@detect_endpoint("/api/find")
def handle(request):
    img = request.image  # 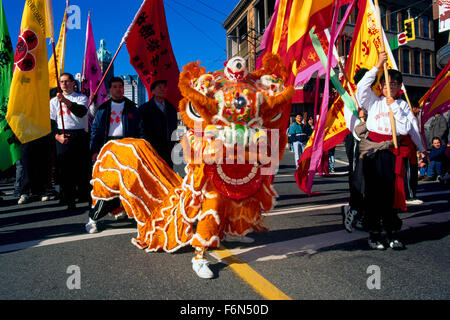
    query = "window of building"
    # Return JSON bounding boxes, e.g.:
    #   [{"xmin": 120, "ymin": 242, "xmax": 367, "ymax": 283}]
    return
[
  {"xmin": 424, "ymin": 52, "xmax": 431, "ymax": 76},
  {"xmin": 254, "ymin": 0, "xmax": 265, "ymax": 34},
  {"xmin": 402, "ymin": 49, "xmax": 410, "ymax": 74},
  {"xmin": 390, "ymin": 9, "xmax": 398, "ymax": 32},
  {"xmin": 267, "ymin": 0, "xmax": 276, "ymax": 24},
  {"xmin": 238, "ymin": 17, "xmax": 248, "ymax": 58},
  {"xmin": 393, "ymin": 49, "xmax": 399, "ymax": 68},
  {"xmin": 422, "ymin": 15, "xmax": 430, "ymax": 38},
  {"xmin": 380, "ymin": 6, "xmax": 387, "ymax": 29},
  {"xmin": 413, "ymin": 51, "xmax": 421, "ymax": 75}
]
